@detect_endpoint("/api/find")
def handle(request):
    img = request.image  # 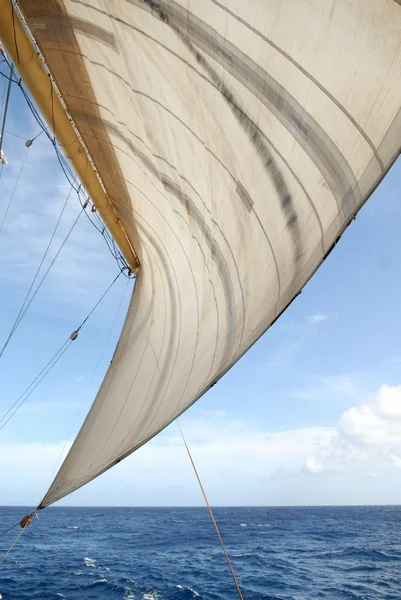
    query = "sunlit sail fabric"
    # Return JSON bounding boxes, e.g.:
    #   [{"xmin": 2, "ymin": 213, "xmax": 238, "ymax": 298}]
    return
[{"xmin": 17, "ymin": 0, "xmax": 401, "ymax": 507}]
